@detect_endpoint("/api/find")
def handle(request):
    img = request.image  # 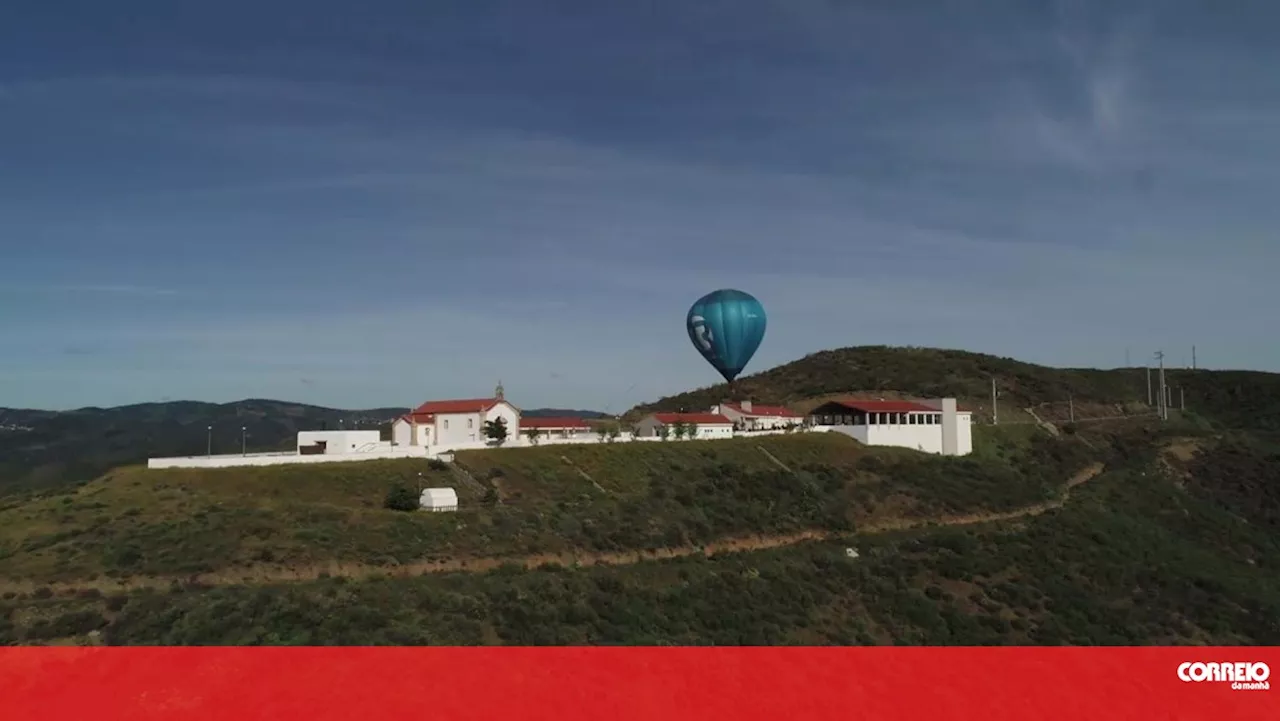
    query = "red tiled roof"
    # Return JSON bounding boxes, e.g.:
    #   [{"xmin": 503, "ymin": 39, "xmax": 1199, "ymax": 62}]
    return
[
  {"xmin": 398, "ymin": 412, "xmax": 436, "ymax": 424},
  {"xmin": 652, "ymin": 412, "xmax": 733, "ymax": 425},
  {"xmin": 412, "ymin": 397, "xmax": 503, "ymax": 414},
  {"xmin": 819, "ymin": 399, "xmax": 973, "ymax": 413},
  {"xmin": 722, "ymin": 402, "xmax": 801, "ymax": 418},
  {"xmin": 519, "ymin": 417, "xmax": 591, "ymax": 430},
  {"xmin": 821, "ymin": 400, "xmax": 937, "ymax": 413}
]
